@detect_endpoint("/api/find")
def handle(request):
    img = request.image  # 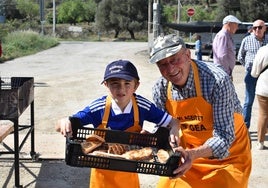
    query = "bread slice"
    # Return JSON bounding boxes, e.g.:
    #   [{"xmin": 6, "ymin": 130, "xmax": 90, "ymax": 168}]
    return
[
  {"xmin": 156, "ymin": 149, "xmax": 170, "ymax": 163},
  {"xmin": 123, "ymin": 147, "xmax": 153, "ymax": 161},
  {"xmin": 81, "ymin": 134, "xmax": 105, "ymax": 154},
  {"xmin": 91, "ymin": 150, "xmax": 126, "ymax": 159},
  {"xmin": 85, "ymin": 134, "xmax": 105, "ymax": 143},
  {"xmin": 108, "ymin": 143, "xmax": 129, "ymax": 155}
]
